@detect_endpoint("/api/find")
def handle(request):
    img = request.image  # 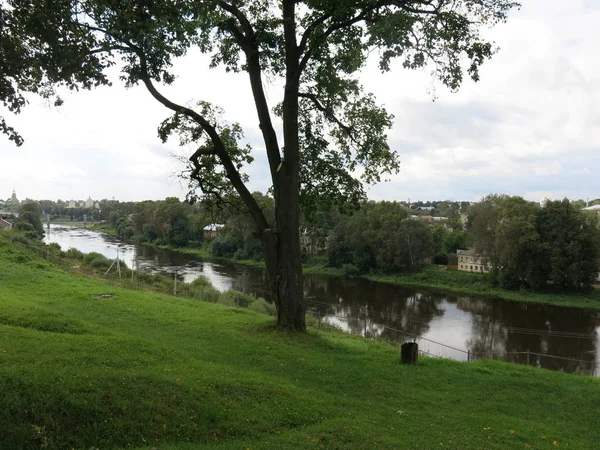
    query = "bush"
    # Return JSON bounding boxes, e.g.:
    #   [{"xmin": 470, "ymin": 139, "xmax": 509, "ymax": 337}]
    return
[
  {"xmin": 217, "ymin": 294, "xmax": 237, "ymax": 307},
  {"xmin": 220, "ymin": 290, "xmax": 256, "ymax": 307},
  {"xmin": 47, "ymin": 242, "xmax": 62, "ymax": 257},
  {"xmin": 211, "ymin": 235, "xmax": 243, "ymax": 259},
  {"xmin": 248, "ymin": 298, "xmax": 276, "ymax": 316},
  {"xmin": 9, "ymin": 234, "xmax": 32, "ymax": 246},
  {"xmin": 82, "ymin": 252, "xmax": 106, "ymax": 266},
  {"xmin": 88, "ymin": 256, "xmax": 112, "ymax": 269},
  {"xmin": 433, "ymin": 253, "xmax": 449, "ymax": 265},
  {"xmin": 342, "ymin": 263, "xmax": 361, "ymax": 277},
  {"xmin": 64, "ymin": 247, "xmax": 84, "ymax": 260}
]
